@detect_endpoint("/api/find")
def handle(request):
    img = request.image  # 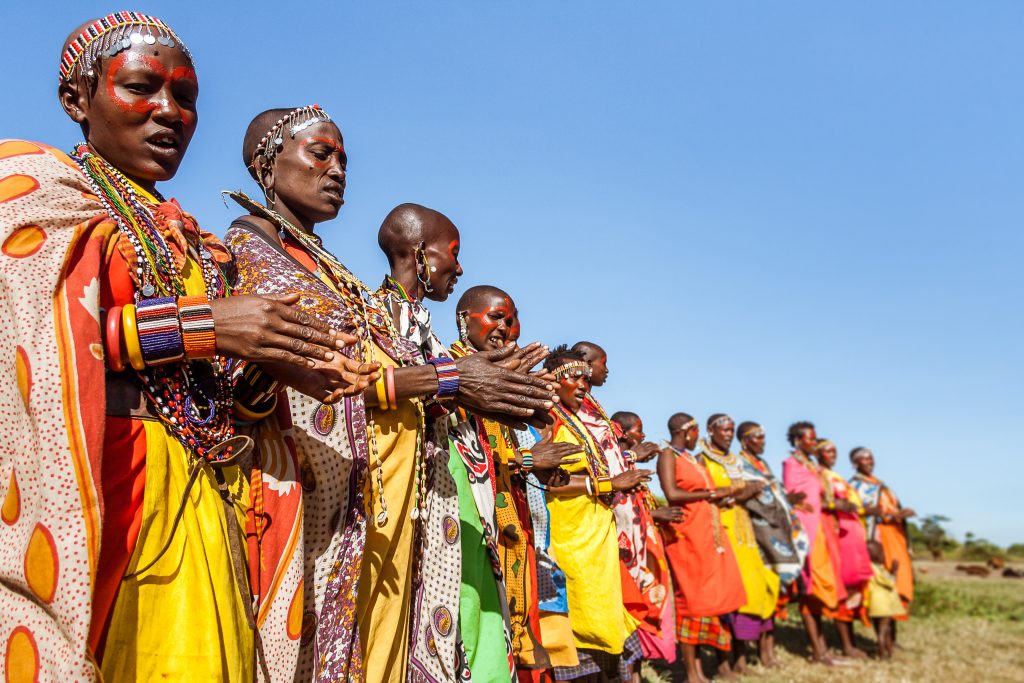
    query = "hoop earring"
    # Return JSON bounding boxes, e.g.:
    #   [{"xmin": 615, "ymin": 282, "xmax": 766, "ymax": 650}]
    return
[
  {"xmin": 415, "ymin": 243, "xmax": 434, "ymax": 293},
  {"xmin": 457, "ymin": 310, "xmax": 469, "ymax": 345}
]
